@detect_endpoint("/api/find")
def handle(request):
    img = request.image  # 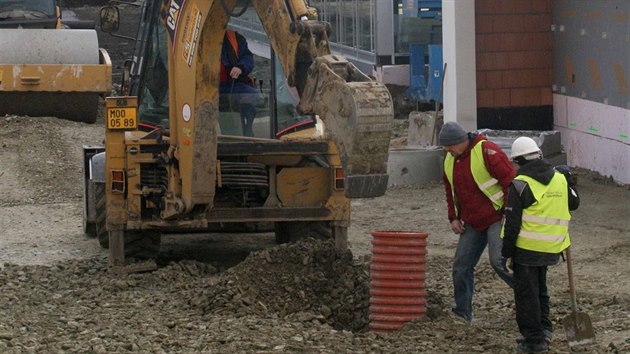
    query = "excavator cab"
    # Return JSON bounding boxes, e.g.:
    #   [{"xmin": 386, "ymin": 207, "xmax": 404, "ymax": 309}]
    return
[
  {"xmin": 84, "ymin": 0, "xmax": 394, "ymax": 272},
  {"xmin": 101, "ymin": 3, "xmax": 310, "ymax": 138}
]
